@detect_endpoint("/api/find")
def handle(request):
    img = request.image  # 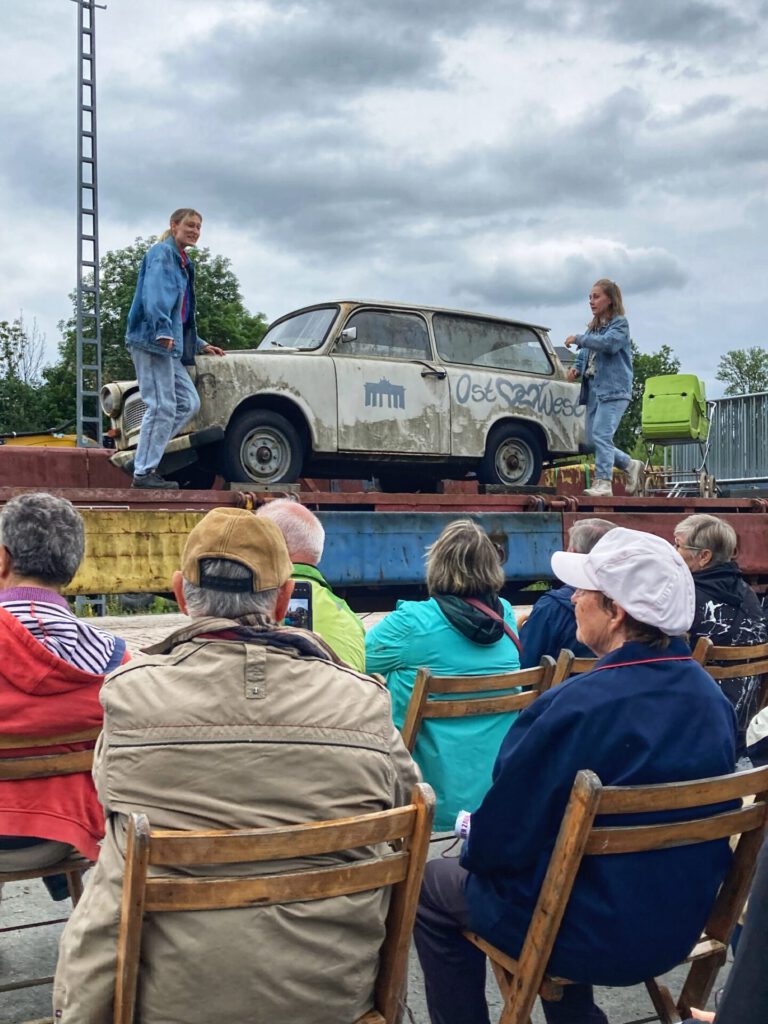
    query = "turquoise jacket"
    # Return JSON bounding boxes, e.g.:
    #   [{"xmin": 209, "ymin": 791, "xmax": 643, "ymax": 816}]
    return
[
  {"xmin": 365, "ymin": 597, "xmax": 520, "ymax": 831},
  {"xmin": 292, "ymin": 564, "xmax": 366, "ymax": 672}
]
